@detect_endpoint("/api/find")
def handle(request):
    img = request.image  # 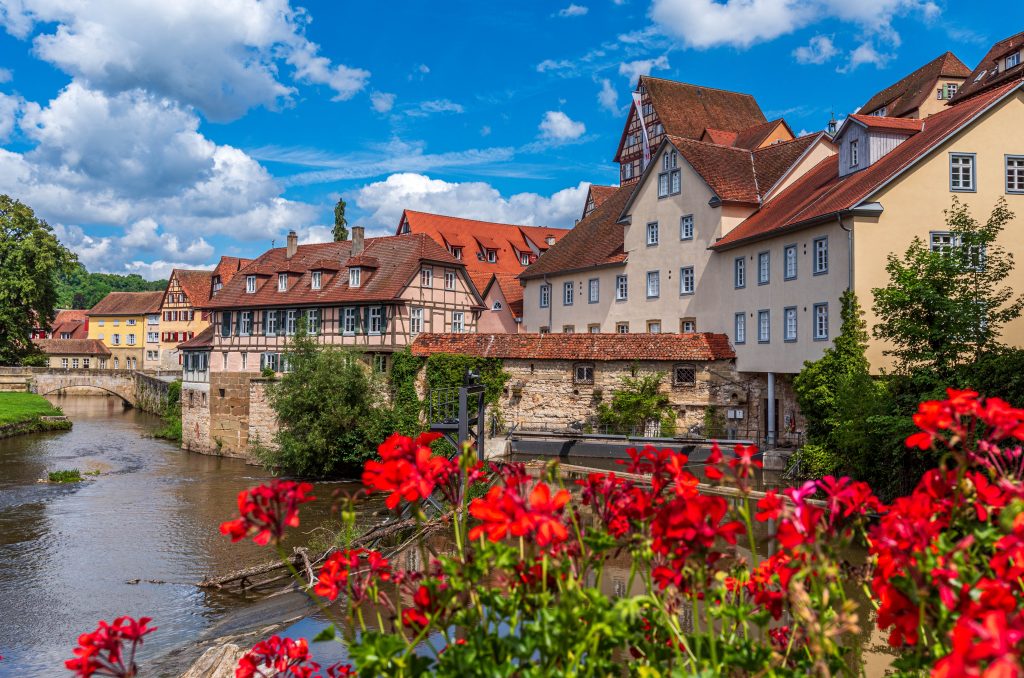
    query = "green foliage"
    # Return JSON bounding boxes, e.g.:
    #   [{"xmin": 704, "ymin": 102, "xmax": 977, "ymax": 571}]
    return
[
  {"xmin": 154, "ymin": 380, "xmax": 182, "ymax": 442},
  {"xmin": 0, "ymin": 392, "xmax": 63, "ymax": 424},
  {"xmin": 20, "ymin": 351, "xmax": 48, "ymax": 367},
  {"xmin": 48, "ymin": 469, "xmax": 82, "ymax": 483},
  {"xmin": 56, "ymin": 262, "xmax": 166, "ymax": 310},
  {"xmin": 597, "ymin": 372, "xmax": 671, "ymax": 434},
  {"xmin": 332, "ymin": 198, "xmax": 349, "ymax": 242},
  {"xmin": 703, "ymin": 405, "xmax": 726, "ymax": 439},
  {"xmin": 872, "ymin": 197, "xmax": 1022, "ymax": 377},
  {"xmin": 388, "ymin": 347, "xmax": 424, "ymax": 434},
  {"xmin": 959, "ymin": 347, "xmax": 1024, "ymax": 406},
  {"xmin": 0, "ymin": 195, "xmax": 78, "ymax": 365},
  {"xmin": 424, "ymin": 353, "xmax": 509, "ymax": 406}
]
